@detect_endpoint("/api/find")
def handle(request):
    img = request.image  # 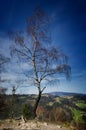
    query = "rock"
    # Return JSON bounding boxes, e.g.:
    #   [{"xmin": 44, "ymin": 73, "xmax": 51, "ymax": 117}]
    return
[
  {"xmin": 43, "ymin": 122, "xmax": 48, "ymax": 126},
  {"xmin": 57, "ymin": 125, "xmax": 62, "ymax": 128}
]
